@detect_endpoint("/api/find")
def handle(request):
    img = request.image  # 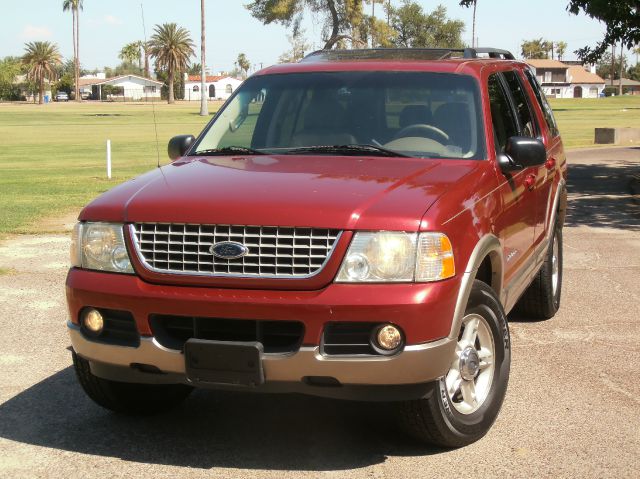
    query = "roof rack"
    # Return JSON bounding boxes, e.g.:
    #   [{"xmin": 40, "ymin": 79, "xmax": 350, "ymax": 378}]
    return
[
  {"xmin": 463, "ymin": 48, "xmax": 515, "ymax": 60},
  {"xmin": 301, "ymin": 47, "xmax": 515, "ymax": 62}
]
